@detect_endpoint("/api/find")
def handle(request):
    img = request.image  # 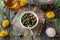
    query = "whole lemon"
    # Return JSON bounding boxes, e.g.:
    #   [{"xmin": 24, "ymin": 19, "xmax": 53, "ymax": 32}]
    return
[
  {"xmin": 20, "ymin": 0, "xmax": 27, "ymax": 6},
  {"xmin": 46, "ymin": 11, "xmax": 55, "ymax": 18},
  {"xmin": 0, "ymin": 30, "xmax": 8, "ymax": 37},
  {"xmin": 2, "ymin": 19, "xmax": 10, "ymax": 28}
]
